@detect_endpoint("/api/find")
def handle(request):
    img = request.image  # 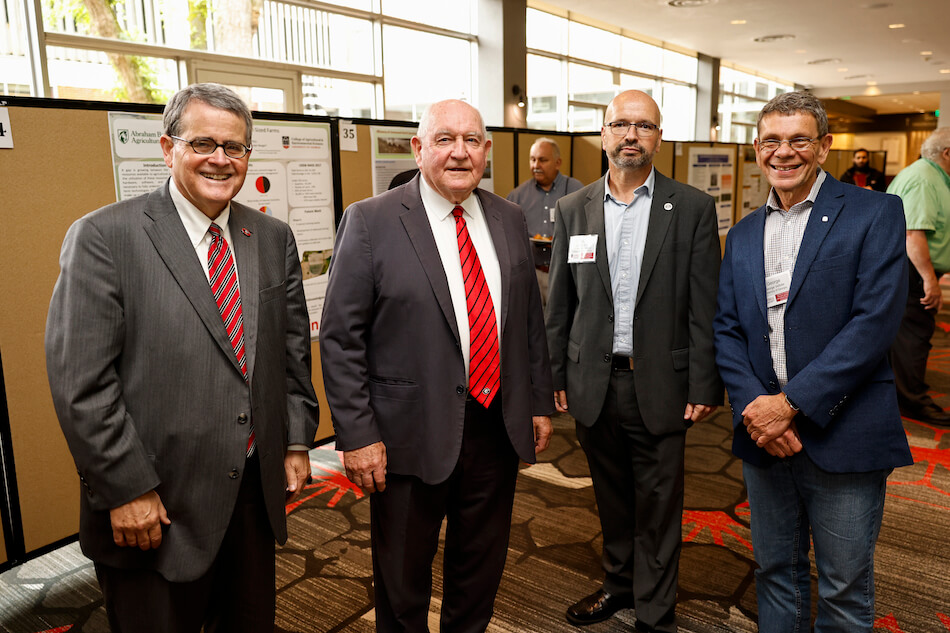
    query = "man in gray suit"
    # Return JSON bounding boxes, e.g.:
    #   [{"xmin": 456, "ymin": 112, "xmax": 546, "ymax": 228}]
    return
[
  {"xmin": 546, "ymin": 90, "xmax": 723, "ymax": 632},
  {"xmin": 320, "ymin": 99, "xmax": 554, "ymax": 632},
  {"xmin": 45, "ymin": 83, "xmax": 320, "ymax": 632}
]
